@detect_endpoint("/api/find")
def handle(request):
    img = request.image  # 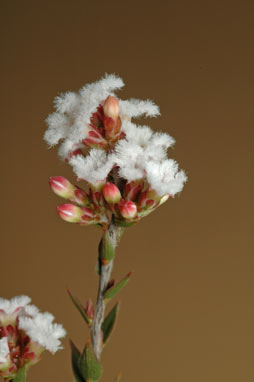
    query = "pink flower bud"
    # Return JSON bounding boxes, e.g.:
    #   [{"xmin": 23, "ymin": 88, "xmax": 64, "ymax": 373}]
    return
[
  {"xmin": 83, "ymin": 125, "xmax": 108, "ymax": 149},
  {"xmin": 159, "ymin": 194, "xmax": 170, "ymax": 205},
  {"xmin": 85, "ymin": 299, "xmax": 94, "ymax": 320},
  {"xmin": 72, "ymin": 187, "xmax": 89, "ymax": 206},
  {"xmin": 124, "ymin": 181, "xmax": 143, "ymax": 201},
  {"xmin": 103, "ymin": 96, "xmax": 119, "ymax": 120},
  {"xmin": 57, "ymin": 204, "xmax": 83, "ymax": 223},
  {"xmin": 80, "ymin": 207, "xmax": 97, "ymax": 225},
  {"xmin": 138, "ymin": 188, "xmax": 161, "ymax": 209},
  {"xmin": 49, "ymin": 176, "xmax": 75, "ymax": 199},
  {"xmin": 119, "ymin": 200, "xmax": 137, "ymax": 219},
  {"xmin": 103, "ymin": 182, "xmax": 121, "ymax": 204}
]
